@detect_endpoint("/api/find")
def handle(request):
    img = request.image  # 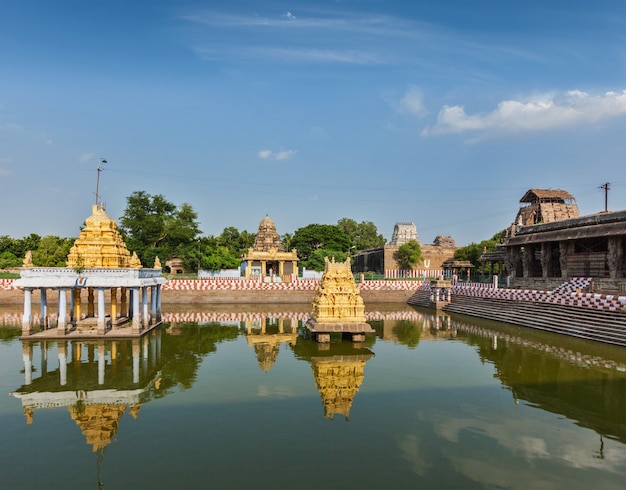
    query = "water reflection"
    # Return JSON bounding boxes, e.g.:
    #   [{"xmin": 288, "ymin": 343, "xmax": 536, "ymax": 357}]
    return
[{"xmin": 2, "ymin": 305, "xmax": 626, "ymax": 489}]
